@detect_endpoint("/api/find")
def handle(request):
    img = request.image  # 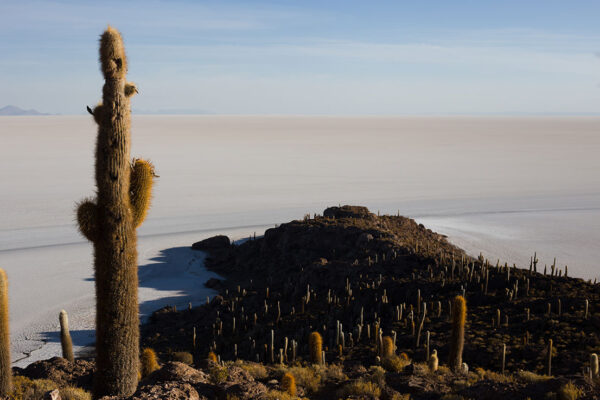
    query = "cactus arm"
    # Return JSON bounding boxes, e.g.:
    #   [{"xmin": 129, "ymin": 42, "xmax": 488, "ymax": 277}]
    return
[
  {"xmin": 76, "ymin": 199, "xmax": 98, "ymax": 242},
  {"xmin": 129, "ymin": 159, "xmax": 155, "ymax": 228}
]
